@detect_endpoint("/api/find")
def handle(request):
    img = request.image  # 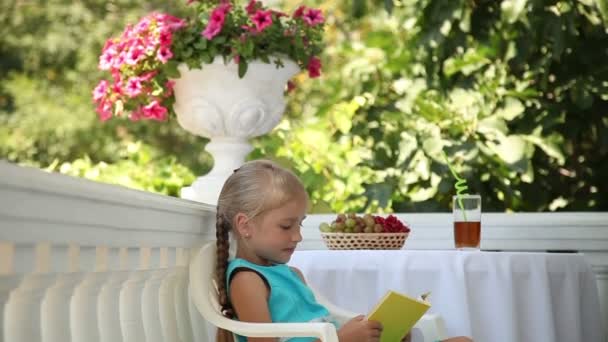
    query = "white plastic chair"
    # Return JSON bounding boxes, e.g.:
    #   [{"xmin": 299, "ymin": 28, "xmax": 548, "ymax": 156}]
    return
[{"xmin": 189, "ymin": 242, "xmax": 448, "ymax": 342}]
